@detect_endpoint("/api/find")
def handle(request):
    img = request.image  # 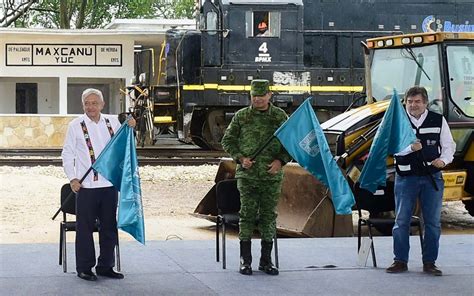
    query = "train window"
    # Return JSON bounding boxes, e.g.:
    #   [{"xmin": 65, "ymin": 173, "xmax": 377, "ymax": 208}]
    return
[
  {"xmin": 206, "ymin": 11, "xmax": 218, "ymax": 35},
  {"xmin": 245, "ymin": 11, "xmax": 280, "ymax": 38},
  {"xmin": 446, "ymin": 45, "xmax": 474, "ymax": 117}
]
